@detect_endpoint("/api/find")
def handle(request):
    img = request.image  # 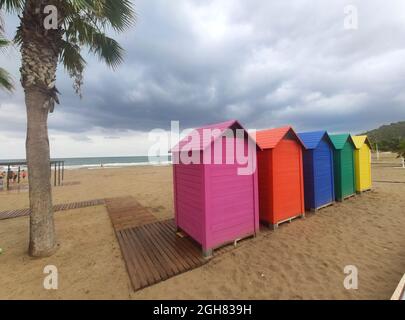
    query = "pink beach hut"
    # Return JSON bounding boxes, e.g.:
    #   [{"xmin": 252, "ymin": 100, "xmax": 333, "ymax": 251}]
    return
[{"xmin": 171, "ymin": 120, "xmax": 260, "ymax": 257}]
